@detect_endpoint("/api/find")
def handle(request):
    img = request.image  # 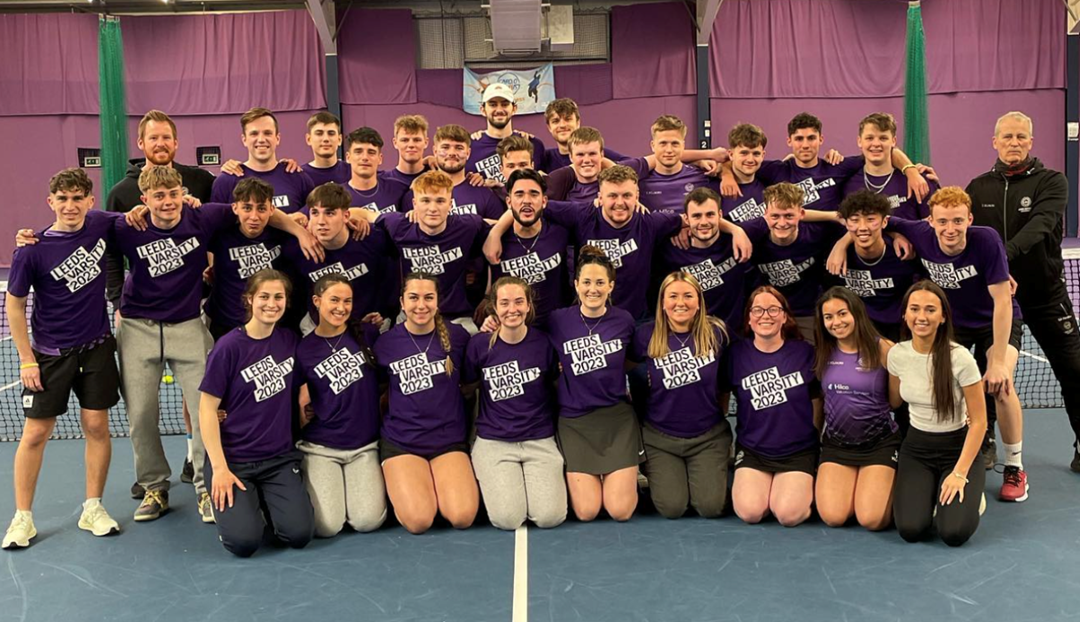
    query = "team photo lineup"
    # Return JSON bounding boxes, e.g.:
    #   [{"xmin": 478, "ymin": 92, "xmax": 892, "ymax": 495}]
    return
[{"xmin": 6, "ymin": 86, "xmax": 1079, "ymax": 557}]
